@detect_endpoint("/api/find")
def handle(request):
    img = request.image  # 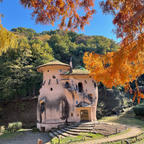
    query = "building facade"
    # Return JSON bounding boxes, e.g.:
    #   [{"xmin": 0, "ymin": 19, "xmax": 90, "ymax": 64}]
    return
[{"xmin": 37, "ymin": 60, "xmax": 98, "ymax": 131}]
